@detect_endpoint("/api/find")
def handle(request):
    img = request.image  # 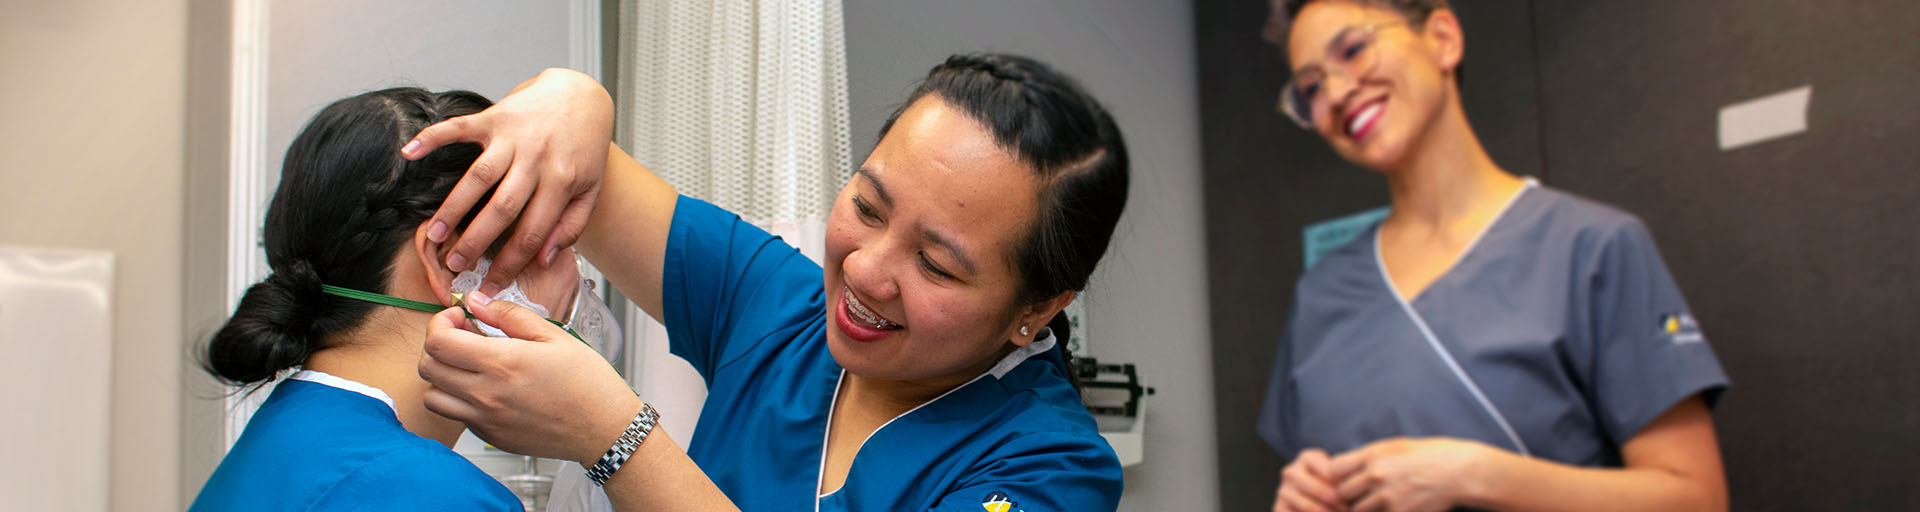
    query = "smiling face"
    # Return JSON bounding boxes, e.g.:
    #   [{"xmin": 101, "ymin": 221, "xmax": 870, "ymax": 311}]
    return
[
  {"xmin": 1286, "ymin": 1, "xmax": 1461, "ymax": 170},
  {"xmin": 822, "ymin": 95, "xmax": 1044, "ymax": 384}
]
